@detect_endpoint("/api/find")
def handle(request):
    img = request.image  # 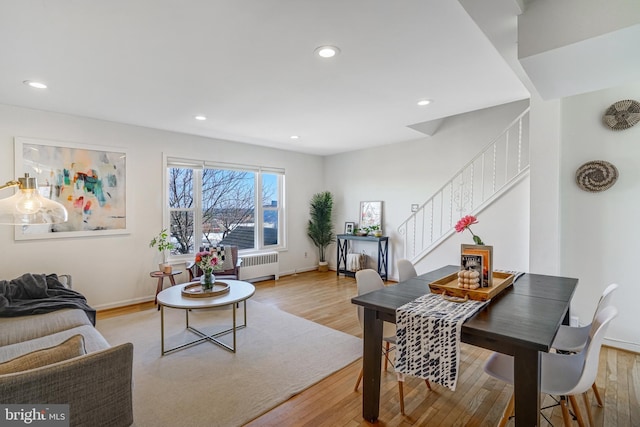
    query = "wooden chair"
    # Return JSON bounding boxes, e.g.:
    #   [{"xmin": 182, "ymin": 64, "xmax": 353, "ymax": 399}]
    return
[{"xmin": 187, "ymin": 245, "xmax": 242, "ymax": 281}]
